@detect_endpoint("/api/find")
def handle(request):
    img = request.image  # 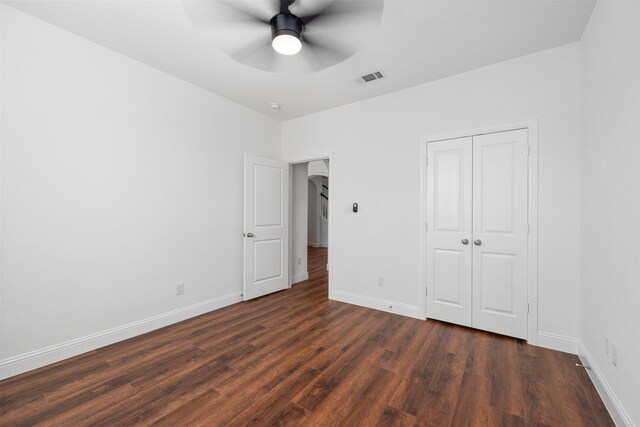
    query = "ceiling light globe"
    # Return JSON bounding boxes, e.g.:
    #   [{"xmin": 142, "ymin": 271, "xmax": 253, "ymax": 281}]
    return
[{"xmin": 272, "ymin": 34, "xmax": 302, "ymax": 56}]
